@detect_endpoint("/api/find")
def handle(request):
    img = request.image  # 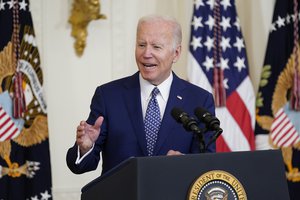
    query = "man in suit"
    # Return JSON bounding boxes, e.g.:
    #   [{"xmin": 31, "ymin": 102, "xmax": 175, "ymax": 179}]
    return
[{"xmin": 66, "ymin": 14, "xmax": 216, "ymax": 175}]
